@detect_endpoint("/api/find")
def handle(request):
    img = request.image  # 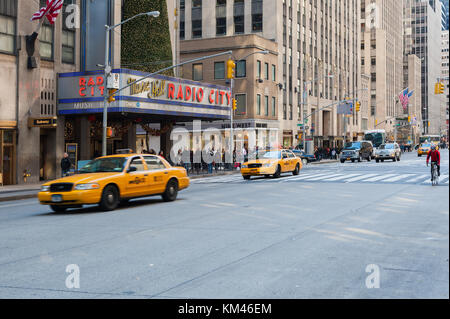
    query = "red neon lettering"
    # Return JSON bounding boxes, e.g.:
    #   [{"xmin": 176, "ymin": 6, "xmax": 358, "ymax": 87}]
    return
[
  {"xmin": 192, "ymin": 87, "xmax": 196, "ymax": 101},
  {"xmin": 226, "ymin": 93, "xmax": 231, "ymax": 105},
  {"xmin": 215, "ymin": 90, "xmax": 219, "ymax": 104},
  {"xmin": 96, "ymin": 76, "xmax": 104, "ymax": 86},
  {"xmin": 168, "ymin": 83, "xmax": 175, "ymax": 99},
  {"xmin": 87, "ymin": 77, "xmax": 95, "ymax": 86},
  {"xmin": 79, "ymin": 77, "xmax": 86, "ymax": 86},
  {"xmin": 185, "ymin": 86, "xmax": 192, "ymax": 101},
  {"xmin": 197, "ymin": 88, "xmax": 204, "ymax": 102},
  {"xmin": 99, "ymin": 86, "xmax": 105, "ymax": 96},
  {"xmin": 79, "ymin": 87, "xmax": 86, "ymax": 97},
  {"xmin": 209, "ymin": 90, "xmax": 215, "ymax": 104},
  {"xmin": 176, "ymin": 85, "xmax": 184, "ymax": 100},
  {"xmin": 219, "ymin": 91, "xmax": 225, "ymax": 104},
  {"xmin": 90, "ymin": 87, "xmax": 95, "ymax": 96}
]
